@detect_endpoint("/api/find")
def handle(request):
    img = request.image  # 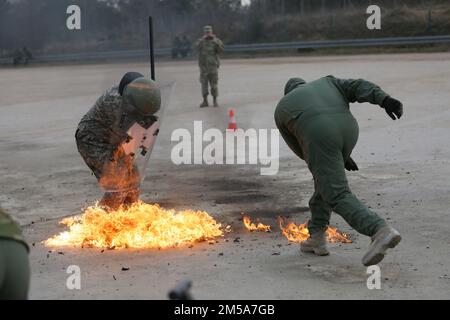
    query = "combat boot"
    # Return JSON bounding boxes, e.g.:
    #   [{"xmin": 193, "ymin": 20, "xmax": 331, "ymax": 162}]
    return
[
  {"xmin": 200, "ymin": 96, "xmax": 209, "ymax": 108},
  {"xmin": 362, "ymin": 225, "xmax": 401, "ymax": 266},
  {"xmin": 213, "ymin": 97, "xmax": 219, "ymax": 107},
  {"xmin": 301, "ymin": 231, "xmax": 330, "ymax": 256}
]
